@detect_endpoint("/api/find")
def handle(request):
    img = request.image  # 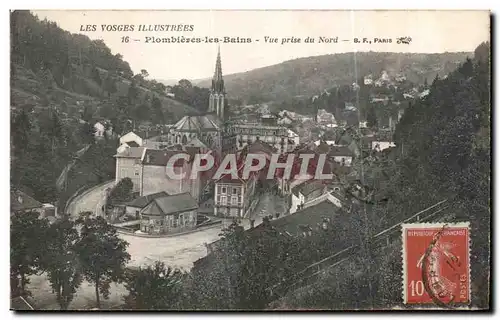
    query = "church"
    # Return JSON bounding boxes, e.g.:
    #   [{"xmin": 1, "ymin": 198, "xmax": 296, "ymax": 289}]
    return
[
  {"xmin": 166, "ymin": 47, "xmax": 298, "ymax": 159},
  {"xmin": 166, "ymin": 47, "xmax": 236, "ymax": 158}
]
